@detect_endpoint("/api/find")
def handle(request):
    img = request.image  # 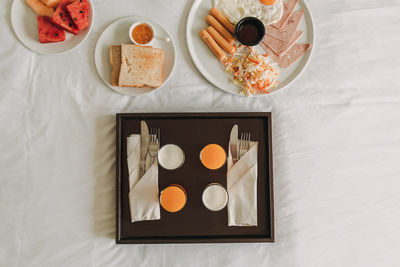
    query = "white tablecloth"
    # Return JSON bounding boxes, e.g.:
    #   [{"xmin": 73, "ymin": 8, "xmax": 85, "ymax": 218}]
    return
[{"xmin": 1, "ymin": 0, "xmax": 400, "ymax": 266}]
